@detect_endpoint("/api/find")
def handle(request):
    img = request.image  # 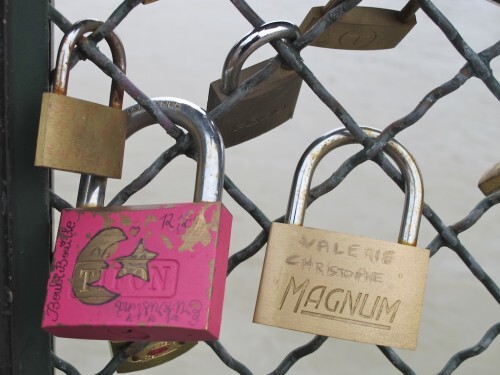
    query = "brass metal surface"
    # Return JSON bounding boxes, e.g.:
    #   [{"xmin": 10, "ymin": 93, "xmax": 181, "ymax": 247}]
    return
[
  {"xmin": 35, "ymin": 93, "xmax": 126, "ymax": 178},
  {"xmin": 207, "ymin": 21, "xmax": 302, "ymax": 147},
  {"xmin": 254, "ymin": 127, "xmax": 428, "ymax": 350},
  {"xmin": 254, "ymin": 223, "xmax": 429, "ymax": 350},
  {"xmin": 207, "ymin": 59, "xmax": 302, "ymax": 147},
  {"xmin": 110, "ymin": 341, "xmax": 197, "ymax": 373},
  {"xmin": 478, "ymin": 162, "xmax": 500, "ymax": 196},
  {"xmin": 299, "ymin": 6, "xmax": 417, "ymax": 50}
]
